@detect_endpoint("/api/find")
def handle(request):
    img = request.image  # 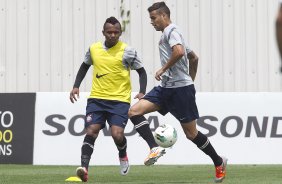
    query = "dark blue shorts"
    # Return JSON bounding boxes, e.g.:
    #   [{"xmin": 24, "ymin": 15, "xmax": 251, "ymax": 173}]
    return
[
  {"xmin": 143, "ymin": 85, "xmax": 199, "ymax": 123},
  {"xmin": 85, "ymin": 98, "xmax": 130, "ymax": 129}
]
